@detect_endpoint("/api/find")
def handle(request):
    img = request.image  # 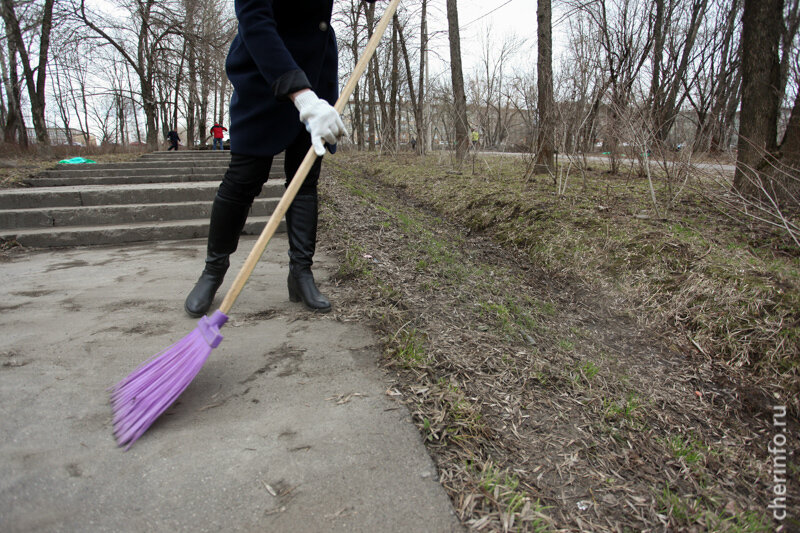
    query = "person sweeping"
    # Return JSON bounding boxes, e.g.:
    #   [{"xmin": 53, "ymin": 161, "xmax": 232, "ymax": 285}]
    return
[
  {"xmin": 111, "ymin": 0, "xmax": 399, "ymax": 449},
  {"xmin": 184, "ymin": 0, "xmax": 375, "ymax": 318}
]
